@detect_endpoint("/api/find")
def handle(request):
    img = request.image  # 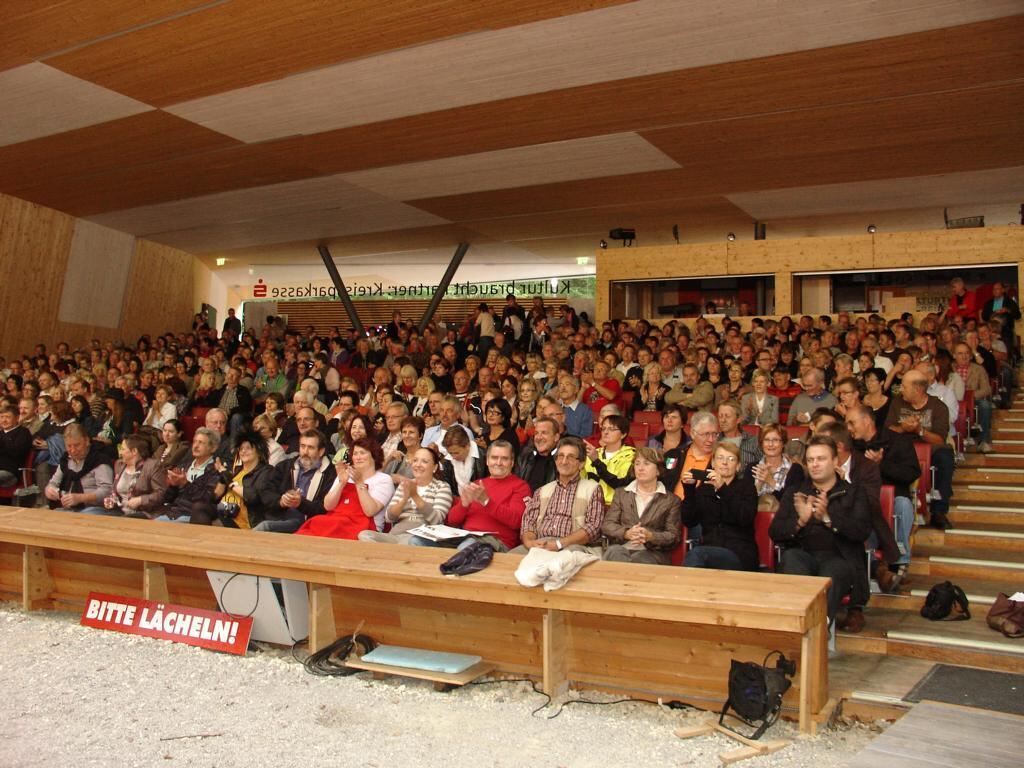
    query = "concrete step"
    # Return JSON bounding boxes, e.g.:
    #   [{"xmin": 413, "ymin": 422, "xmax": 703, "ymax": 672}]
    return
[{"xmin": 915, "ymin": 526, "xmax": 1024, "ymax": 554}]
